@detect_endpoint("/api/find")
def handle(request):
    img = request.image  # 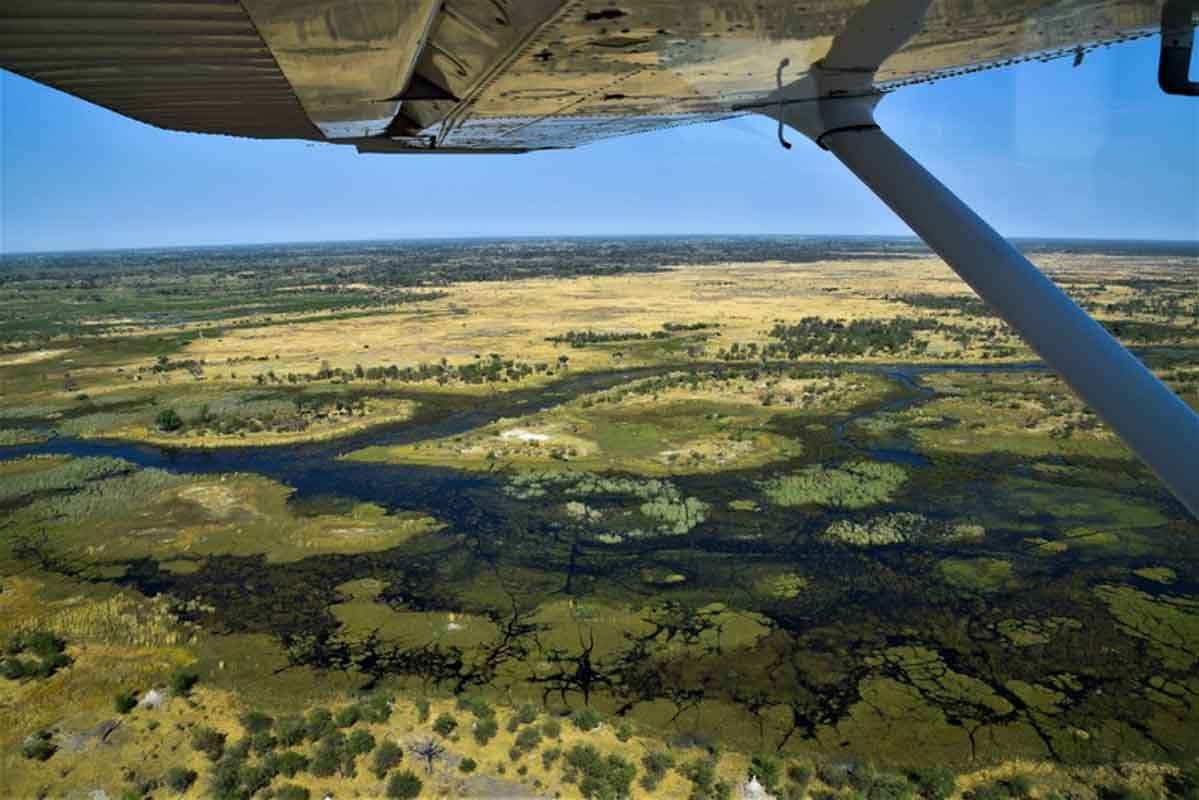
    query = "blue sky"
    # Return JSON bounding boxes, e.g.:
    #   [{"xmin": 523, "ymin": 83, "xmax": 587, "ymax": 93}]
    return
[{"xmin": 1, "ymin": 36, "xmax": 1196, "ymax": 253}]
